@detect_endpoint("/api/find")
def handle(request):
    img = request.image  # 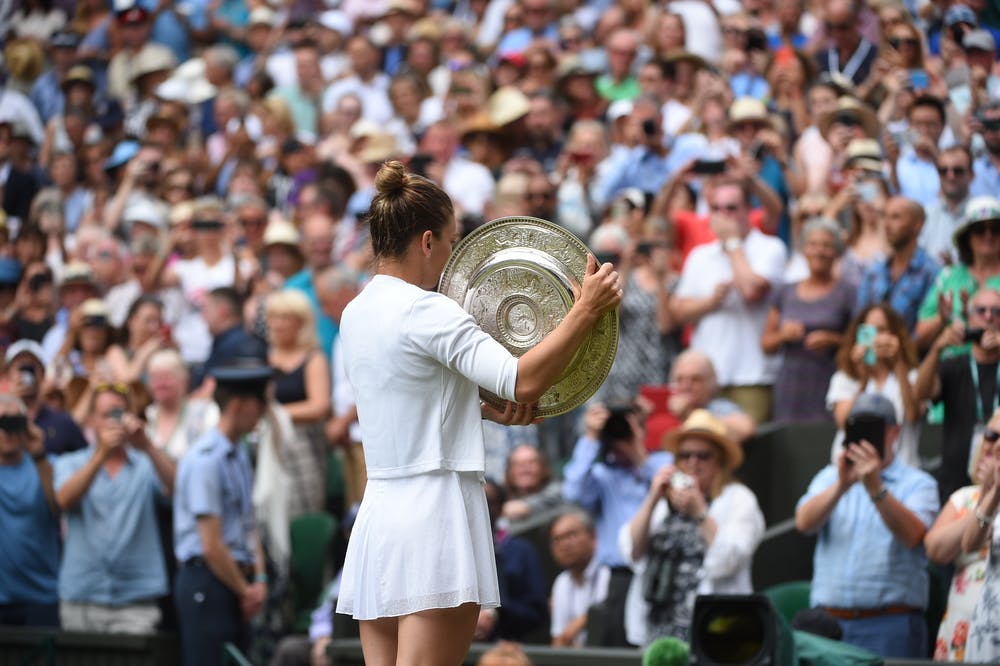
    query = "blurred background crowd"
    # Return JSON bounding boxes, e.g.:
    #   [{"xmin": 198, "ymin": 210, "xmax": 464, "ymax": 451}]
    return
[{"xmin": 2, "ymin": 0, "xmax": 1000, "ymax": 663}]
